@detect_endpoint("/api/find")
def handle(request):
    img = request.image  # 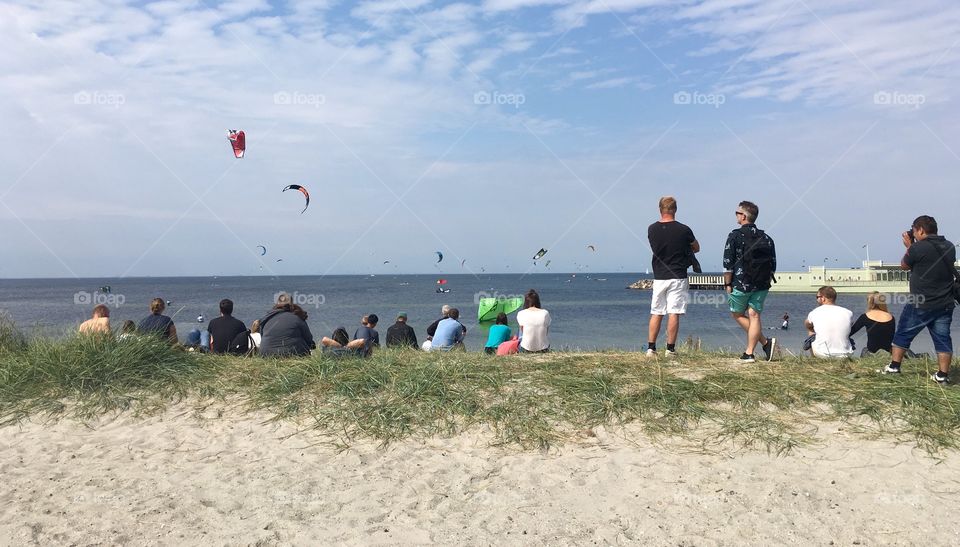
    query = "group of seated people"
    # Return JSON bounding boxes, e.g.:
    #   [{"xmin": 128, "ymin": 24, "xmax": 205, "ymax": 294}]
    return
[
  {"xmin": 78, "ymin": 285, "xmax": 916, "ymax": 361},
  {"xmin": 75, "ymin": 289, "xmax": 554, "ymax": 357},
  {"xmin": 803, "ymin": 287, "xmax": 907, "ymax": 358}
]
